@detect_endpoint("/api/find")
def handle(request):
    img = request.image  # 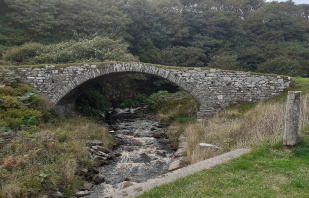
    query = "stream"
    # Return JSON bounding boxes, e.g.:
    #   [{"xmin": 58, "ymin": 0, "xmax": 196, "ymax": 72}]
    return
[{"xmin": 85, "ymin": 107, "xmax": 175, "ymax": 197}]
